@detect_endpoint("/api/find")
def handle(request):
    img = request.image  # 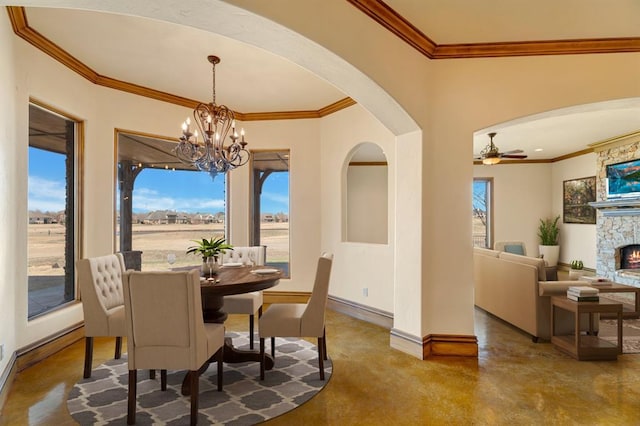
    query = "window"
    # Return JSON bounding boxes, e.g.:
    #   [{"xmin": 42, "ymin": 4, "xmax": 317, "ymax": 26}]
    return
[
  {"xmin": 28, "ymin": 102, "xmax": 81, "ymax": 319},
  {"xmin": 473, "ymin": 178, "xmax": 493, "ymax": 248},
  {"xmin": 116, "ymin": 133, "xmax": 227, "ymax": 270},
  {"xmin": 250, "ymin": 150, "xmax": 290, "ymax": 277}
]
